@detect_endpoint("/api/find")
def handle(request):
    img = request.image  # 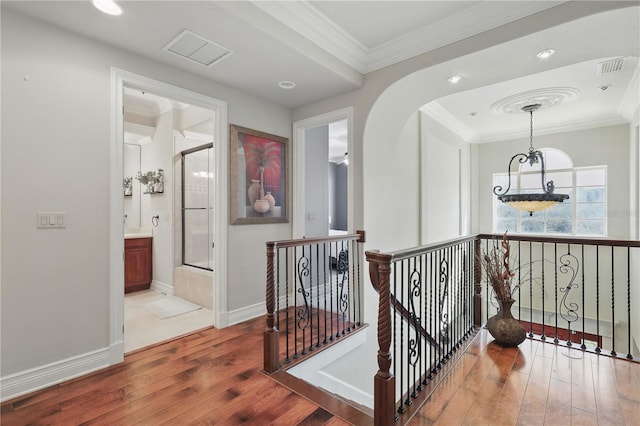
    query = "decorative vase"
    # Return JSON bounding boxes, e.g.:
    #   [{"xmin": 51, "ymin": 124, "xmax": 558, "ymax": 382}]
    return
[
  {"xmin": 247, "ymin": 180, "xmax": 261, "ymax": 206},
  {"xmin": 486, "ymin": 298, "xmax": 526, "ymax": 347},
  {"xmin": 264, "ymin": 192, "xmax": 275, "ymax": 211},
  {"xmin": 253, "ymin": 199, "xmax": 270, "ymax": 213},
  {"xmin": 146, "ymin": 183, "xmax": 155, "ymax": 193}
]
